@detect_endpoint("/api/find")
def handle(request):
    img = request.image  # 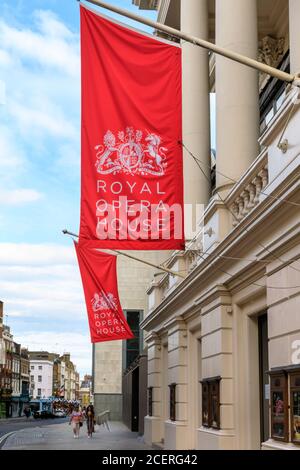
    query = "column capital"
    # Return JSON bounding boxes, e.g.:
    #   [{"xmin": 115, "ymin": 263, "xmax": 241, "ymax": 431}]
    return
[
  {"xmin": 145, "ymin": 331, "xmax": 162, "ymax": 347},
  {"xmin": 164, "ymin": 315, "xmax": 187, "ymax": 333}
]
